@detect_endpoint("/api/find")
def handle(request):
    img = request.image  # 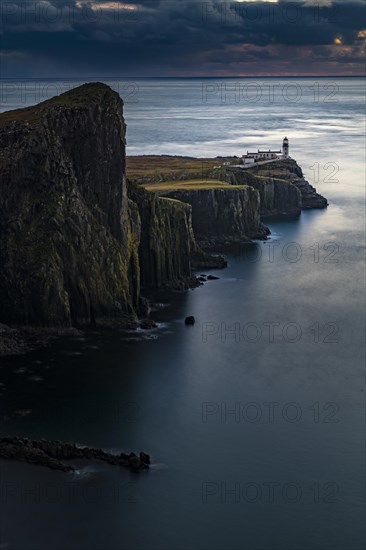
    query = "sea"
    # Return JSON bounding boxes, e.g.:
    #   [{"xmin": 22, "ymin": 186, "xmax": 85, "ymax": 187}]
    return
[{"xmin": 0, "ymin": 77, "xmax": 365, "ymax": 550}]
